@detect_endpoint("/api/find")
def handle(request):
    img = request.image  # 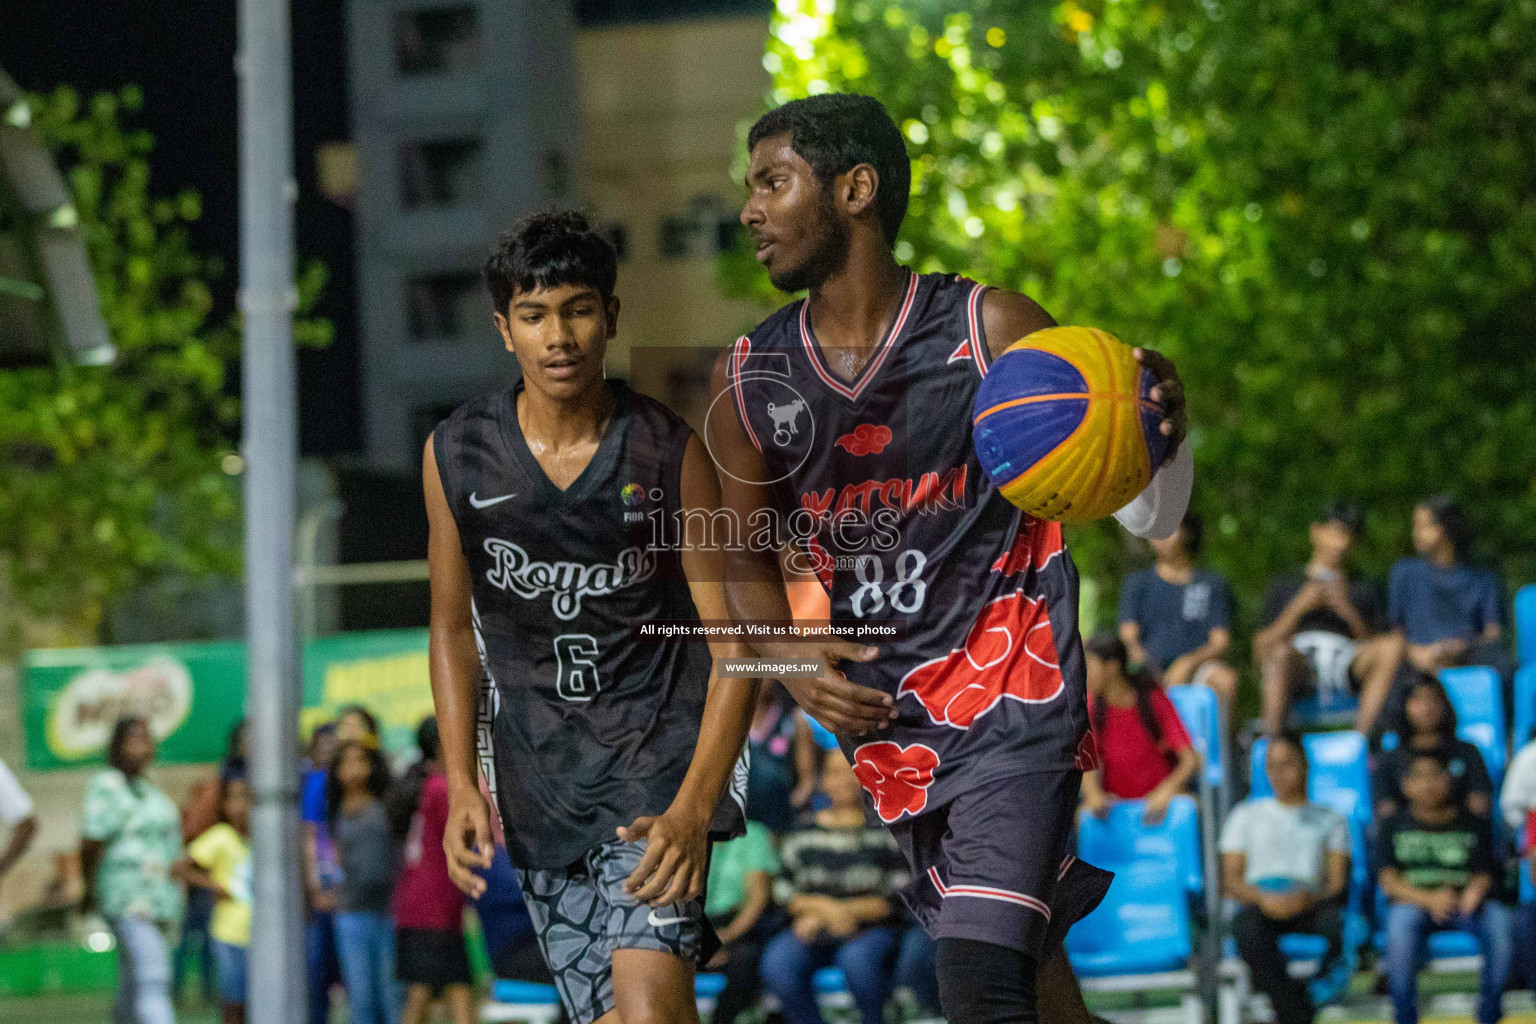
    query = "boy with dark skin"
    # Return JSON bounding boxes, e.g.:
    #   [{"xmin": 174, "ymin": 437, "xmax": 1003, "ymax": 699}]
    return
[
  {"xmin": 426, "ymin": 213, "xmax": 758, "ymax": 1024},
  {"xmin": 708, "ymin": 95, "xmax": 1191, "ymax": 1024}
]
